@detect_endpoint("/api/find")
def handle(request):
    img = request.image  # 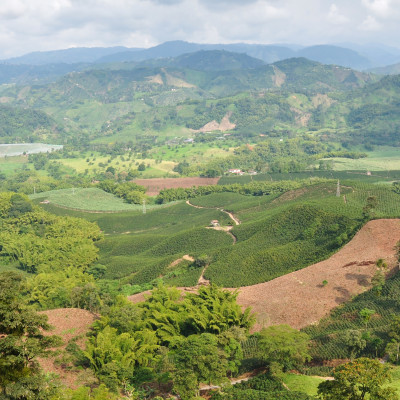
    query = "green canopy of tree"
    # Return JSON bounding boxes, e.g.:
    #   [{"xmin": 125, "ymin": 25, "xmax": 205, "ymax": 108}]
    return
[
  {"xmin": 0, "ymin": 272, "xmax": 62, "ymax": 399},
  {"xmin": 318, "ymin": 357, "xmax": 398, "ymax": 400},
  {"xmin": 258, "ymin": 324, "xmax": 311, "ymax": 372}
]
